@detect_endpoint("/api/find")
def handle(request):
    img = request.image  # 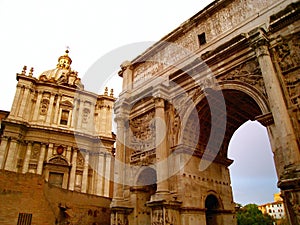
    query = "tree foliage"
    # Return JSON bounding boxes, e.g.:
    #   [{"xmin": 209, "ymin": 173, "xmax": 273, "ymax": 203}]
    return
[{"xmin": 237, "ymin": 204, "xmax": 275, "ymax": 225}]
